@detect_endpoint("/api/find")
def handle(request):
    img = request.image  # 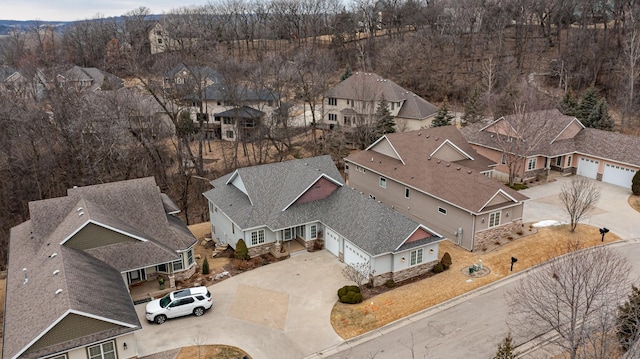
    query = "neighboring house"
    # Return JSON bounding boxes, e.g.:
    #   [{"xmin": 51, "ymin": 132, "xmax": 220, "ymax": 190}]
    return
[
  {"xmin": 203, "ymin": 155, "xmax": 445, "ymax": 286},
  {"xmin": 345, "ymin": 126, "xmax": 528, "ymax": 251},
  {"xmin": 461, "ymin": 109, "xmax": 640, "ymax": 190},
  {"xmin": 3, "ymin": 177, "xmax": 198, "ymax": 359},
  {"xmin": 56, "ymin": 66, "xmax": 124, "ymax": 92},
  {"xmin": 164, "ymin": 63, "xmax": 279, "ymax": 141},
  {"xmin": 323, "ymin": 72, "xmax": 438, "ymax": 133},
  {"xmin": 148, "ymin": 22, "xmax": 195, "ymax": 54},
  {"xmin": 0, "ymin": 66, "xmax": 48, "ymax": 99}
]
